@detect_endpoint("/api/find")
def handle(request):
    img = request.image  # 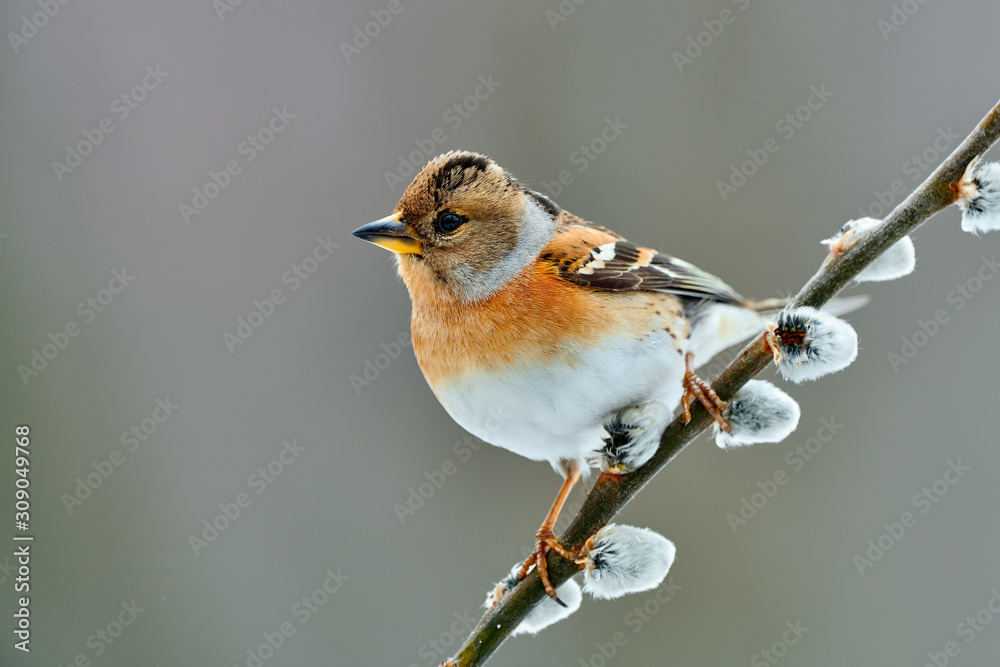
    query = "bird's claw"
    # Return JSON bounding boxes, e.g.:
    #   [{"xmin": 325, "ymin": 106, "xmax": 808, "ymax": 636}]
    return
[
  {"xmin": 681, "ymin": 354, "xmax": 731, "ymax": 432},
  {"xmin": 518, "ymin": 528, "xmax": 581, "ymax": 605}
]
